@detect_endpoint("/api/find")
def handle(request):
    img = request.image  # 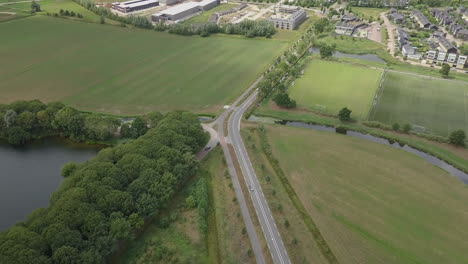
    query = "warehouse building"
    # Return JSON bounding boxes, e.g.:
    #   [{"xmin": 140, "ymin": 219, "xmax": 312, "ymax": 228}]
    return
[
  {"xmin": 152, "ymin": 0, "xmax": 219, "ymax": 22},
  {"xmin": 112, "ymin": 0, "xmax": 159, "ymax": 13},
  {"xmin": 268, "ymin": 6, "xmax": 307, "ymax": 30}
]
